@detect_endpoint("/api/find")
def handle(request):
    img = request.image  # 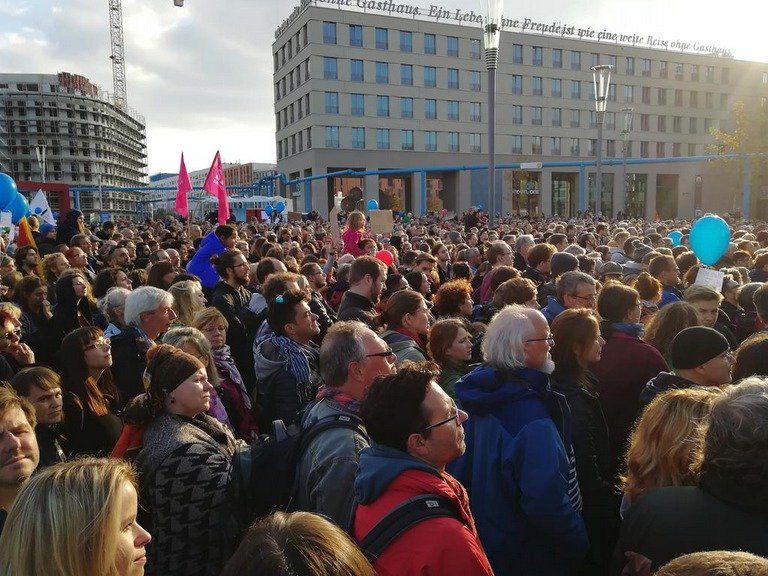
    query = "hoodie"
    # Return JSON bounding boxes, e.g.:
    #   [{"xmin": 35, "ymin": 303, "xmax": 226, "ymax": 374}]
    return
[
  {"xmin": 452, "ymin": 365, "xmax": 588, "ymax": 576},
  {"xmin": 354, "ymin": 444, "xmax": 493, "ymax": 576},
  {"xmin": 638, "ymin": 371, "xmax": 698, "ymax": 408},
  {"xmin": 186, "ymin": 231, "xmax": 226, "ymax": 288}
]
